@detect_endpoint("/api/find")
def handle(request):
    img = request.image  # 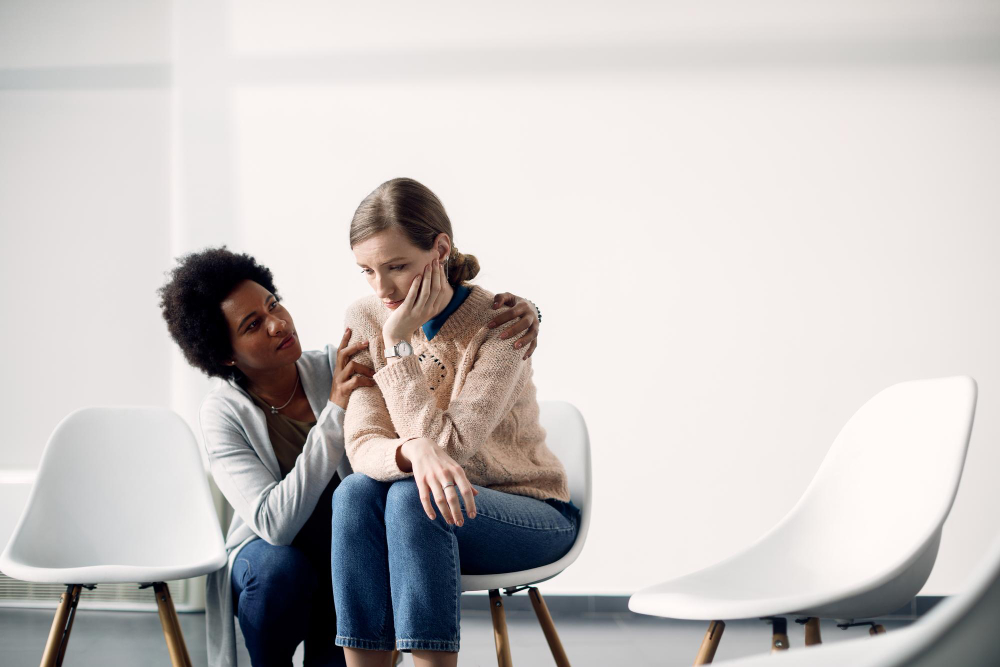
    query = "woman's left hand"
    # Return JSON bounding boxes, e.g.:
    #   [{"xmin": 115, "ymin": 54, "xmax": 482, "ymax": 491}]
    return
[
  {"xmin": 383, "ymin": 259, "xmax": 451, "ymax": 345},
  {"xmin": 488, "ymin": 293, "xmax": 541, "ymax": 360}
]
